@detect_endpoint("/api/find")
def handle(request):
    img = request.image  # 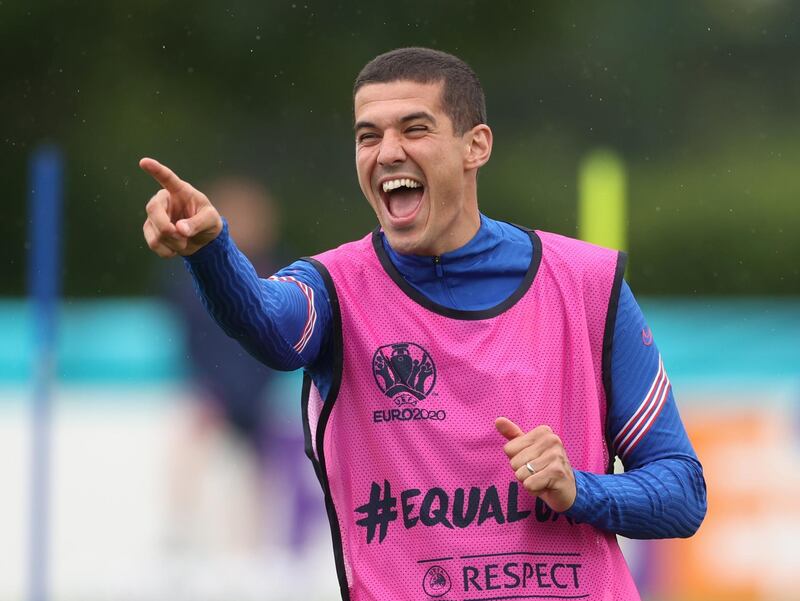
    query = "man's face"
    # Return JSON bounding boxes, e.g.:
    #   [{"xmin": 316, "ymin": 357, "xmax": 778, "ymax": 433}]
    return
[{"xmin": 354, "ymin": 79, "xmax": 481, "ymax": 256}]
